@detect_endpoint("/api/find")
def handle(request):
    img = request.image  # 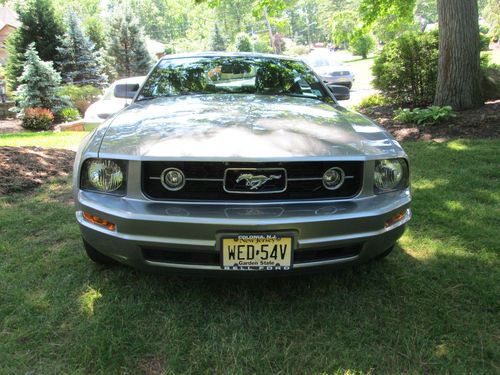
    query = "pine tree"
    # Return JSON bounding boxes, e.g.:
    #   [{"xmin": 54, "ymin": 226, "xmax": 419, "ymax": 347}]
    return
[
  {"xmin": 210, "ymin": 25, "xmax": 226, "ymax": 51},
  {"xmin": 106, "ymin": 6, "xmax": 153, "ymax": 78},
  {"xmin": 15, "ymin": 43, "xmax": 63, "ymax": 111},
  {"xmin": 5, "ymin": 0, "xmax": 64, "ymax": 90},
  {"xmin": 57, "ymin": 9, "xmax": 107, "ymax": 87}
]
